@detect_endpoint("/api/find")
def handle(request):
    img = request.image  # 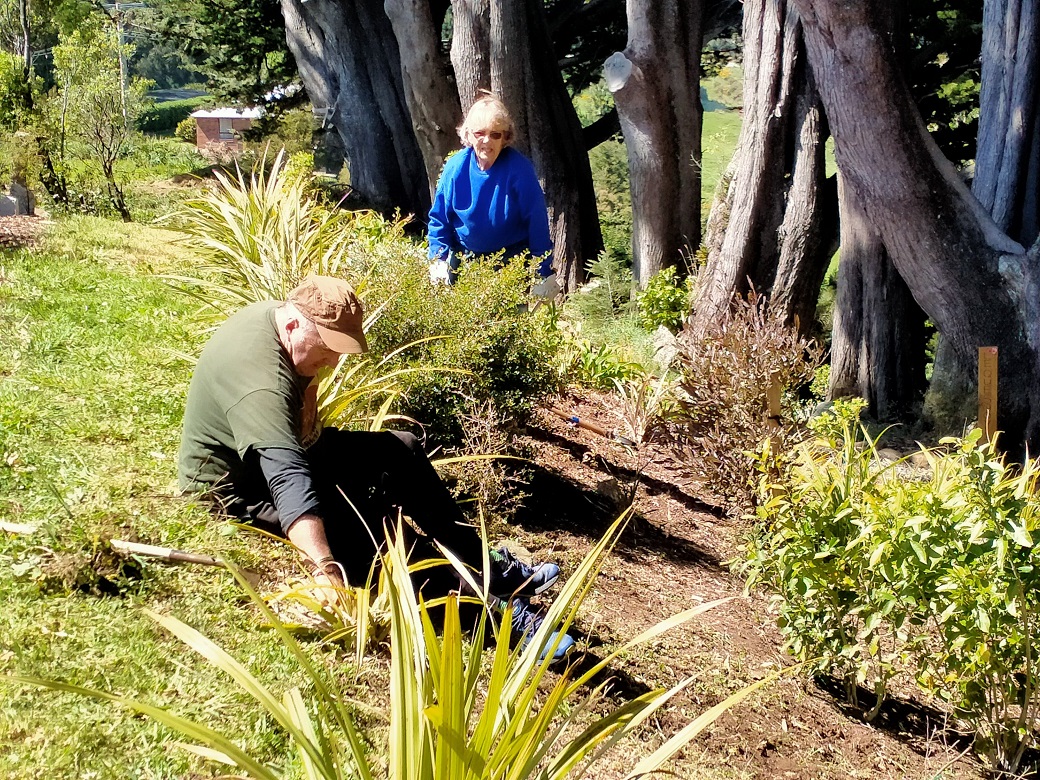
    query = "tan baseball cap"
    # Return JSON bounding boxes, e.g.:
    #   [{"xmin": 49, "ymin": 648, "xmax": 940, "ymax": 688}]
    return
[{"xmin": 288, "ymin": 274, "xmax": 368, "ymax": 354}]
